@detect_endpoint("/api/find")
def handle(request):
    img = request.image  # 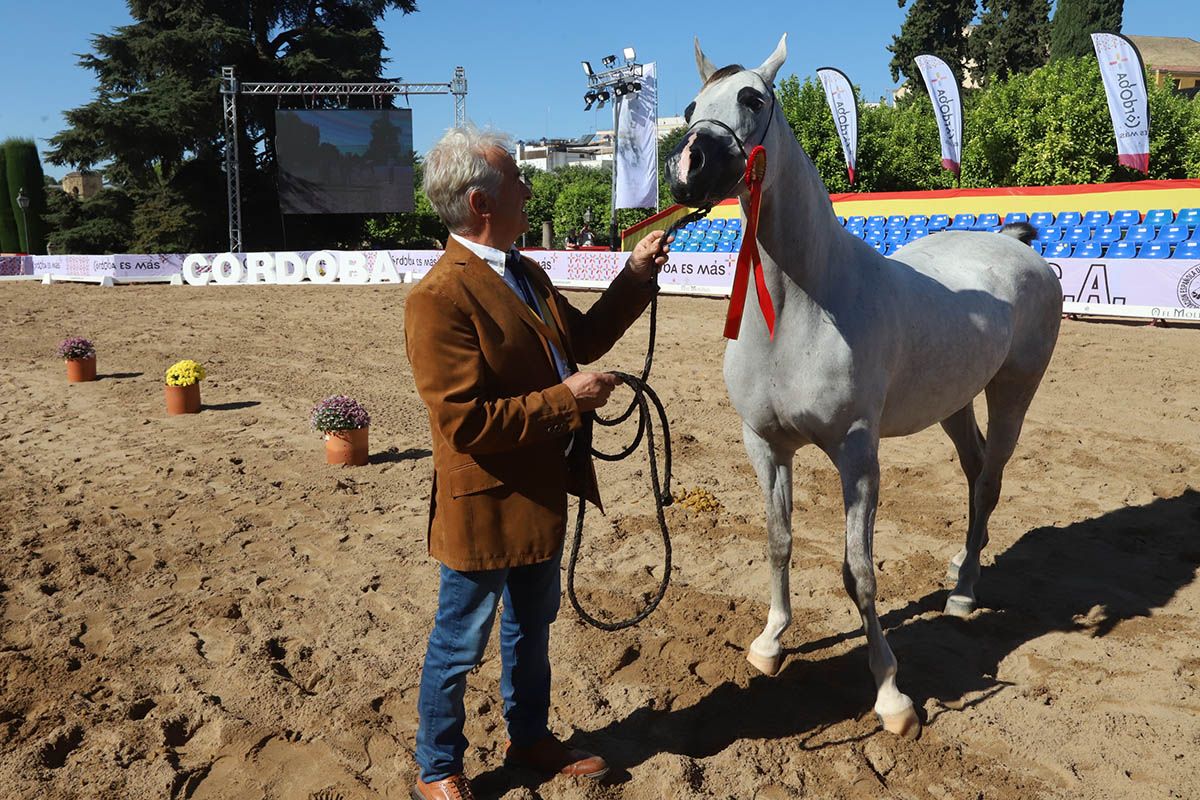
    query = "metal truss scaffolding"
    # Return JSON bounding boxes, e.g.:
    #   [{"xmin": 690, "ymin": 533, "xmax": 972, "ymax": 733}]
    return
[{"xmin": 220, "ymin": 65, "xmax": 468, "ymax": 252}]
